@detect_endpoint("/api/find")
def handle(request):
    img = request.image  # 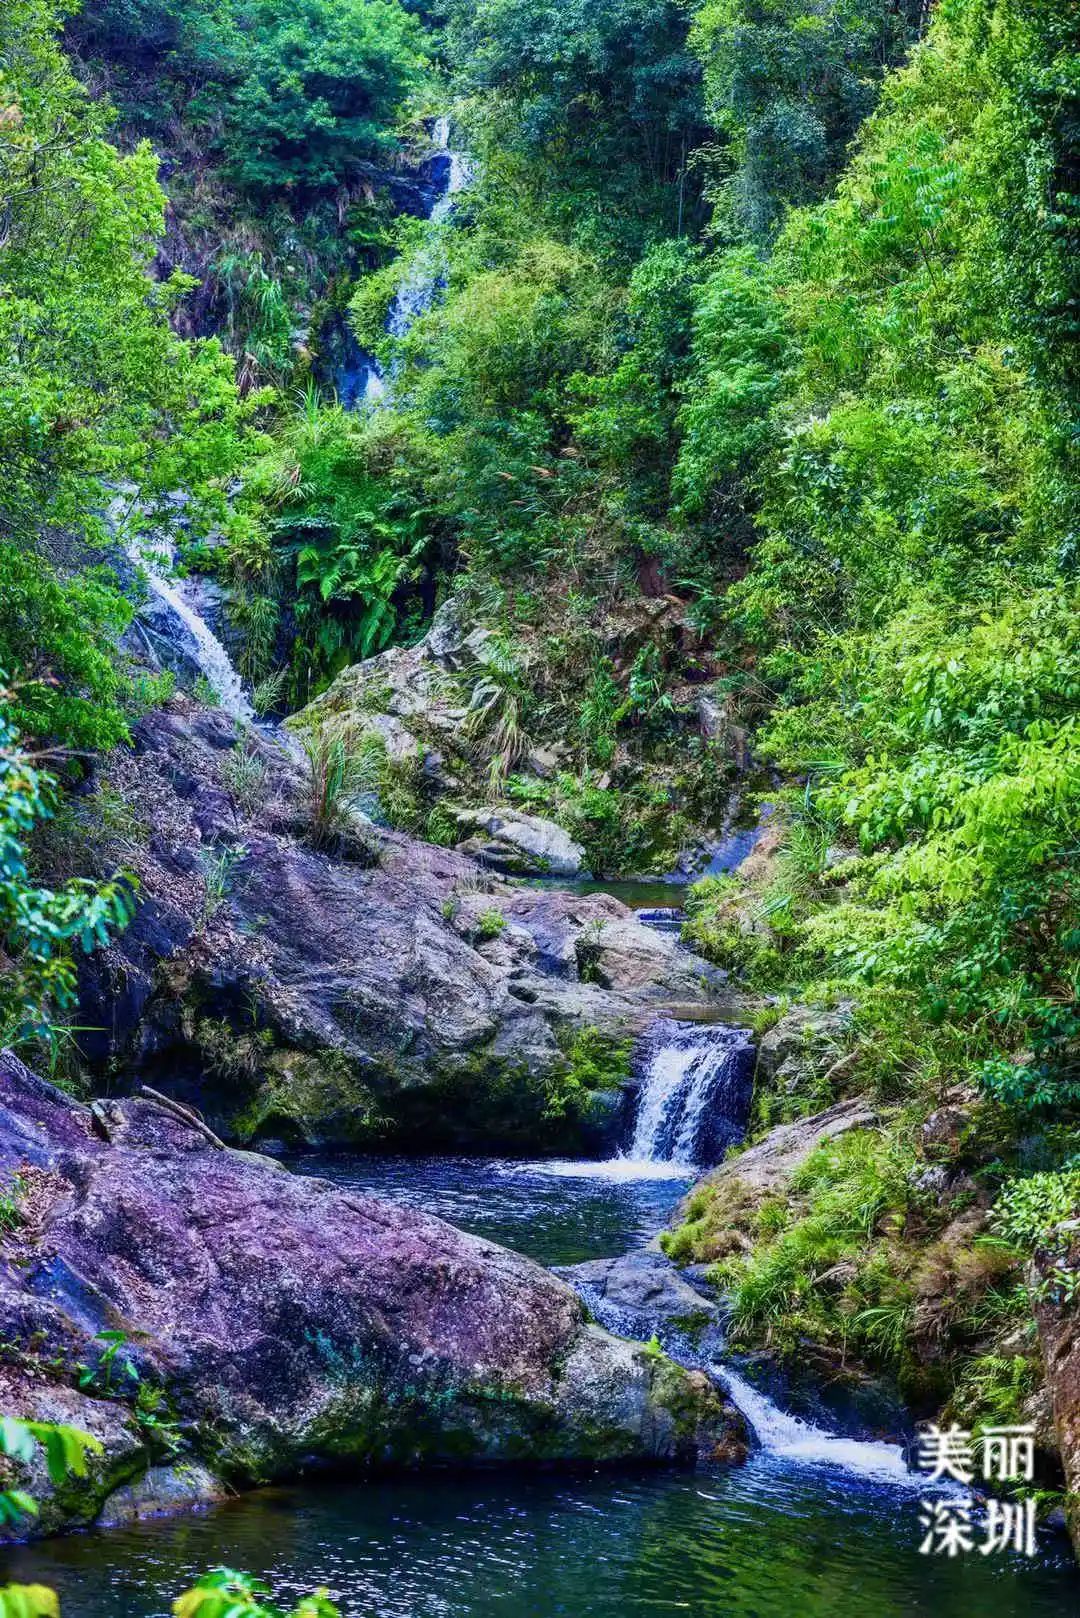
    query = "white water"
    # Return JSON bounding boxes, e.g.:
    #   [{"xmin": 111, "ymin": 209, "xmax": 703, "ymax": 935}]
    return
[
  {"xmin": 517, "ymin": 1157, "xmax": 693, "ymax": 1183},
  {"xmin": 719, "ymin": 1365, "xmax": 925, "ymax": 1486},
  {"xmin": 629, "ymin": 1018, "xmax": 754, "ymax": 1165},
  {"xmin": 564, "ymin": 1015, "xmax": 931, "ymax": 1492},
  {"xmin": 361, "ymin": 115, "xmax": 473, "ymax": 406},
  {"xmin": 104, "ymin": 486, "xmax": 256, "ymax": 723},
  {"xmin": 127, "ymin": 535, "xmax": 254, "ymax": 723}
]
